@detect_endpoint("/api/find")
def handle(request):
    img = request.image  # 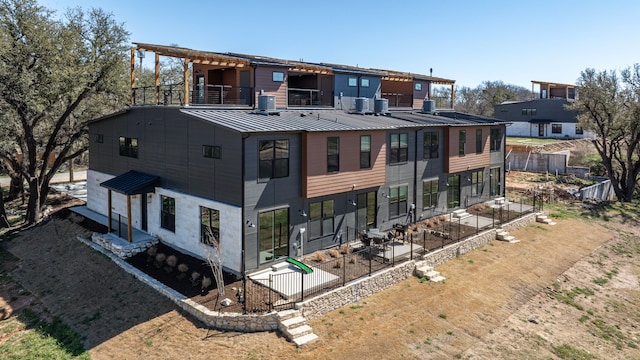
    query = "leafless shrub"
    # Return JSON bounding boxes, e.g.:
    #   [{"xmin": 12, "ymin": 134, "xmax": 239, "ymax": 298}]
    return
[
  {"xmin": 328, "ymin": 249, "xmax": 340, "ymax": 258},
  {"xmin": 166, "ymin": 255, "xmax": 178, "ymax": 268},
  {"xmin": 312, "ymin": 252, "xmax": 327, "ymax": 262},
  {"xmin": 339, "ymin": 244, "xmax": 352, "ymax": 254},
  {"xmin": 155, "ymin": 253, "xmax": 166, "ymax": 265},
  {"xmin": 201, "ymin": 276, "xmax": 212, "ymax": 289},
  {"xmin": 349, "ymin": 256, "xmax": 357, "ymax": 264},
  {"xmin": 334, "ymin": 259, "xmax": 343, "ymax": 268},
  {"xmin": 146, "ymin": 246, "xmax": 157, "ymax": 257},
  {"xmin": 177, "ymin": 263, "xmax": 189, "ymax": 273}
]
